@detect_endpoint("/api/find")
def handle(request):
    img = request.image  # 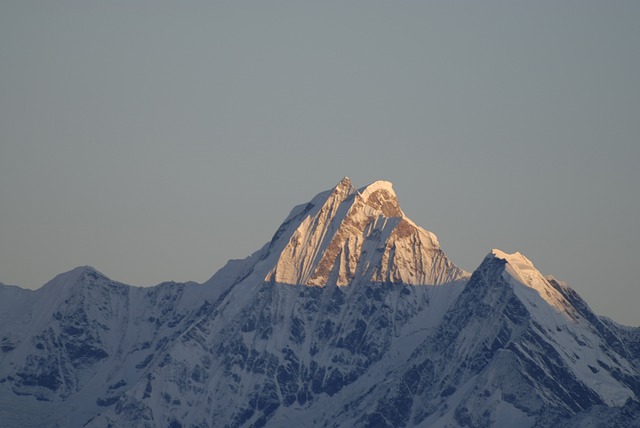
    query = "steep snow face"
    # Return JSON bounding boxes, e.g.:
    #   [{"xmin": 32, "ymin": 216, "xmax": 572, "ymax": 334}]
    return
[
  {"xmin": 491, "ymin": 249, "xmax": 579, "ymax": 318},
  {"xmin": 265, "ymin": 178, "xmax": 467, "ymax": 287},
  {"xmin": 487, "ymin": 250, "xmax": 637, "ymax": 406}
]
